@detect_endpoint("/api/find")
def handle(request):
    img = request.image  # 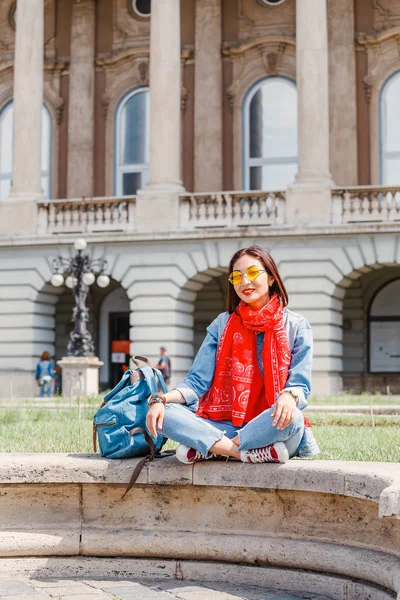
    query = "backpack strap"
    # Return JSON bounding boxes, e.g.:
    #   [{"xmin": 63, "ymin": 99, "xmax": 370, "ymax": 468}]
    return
[{"xmin": 120, "ymin": 427, "xmax": 155, "ymax": 499}]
